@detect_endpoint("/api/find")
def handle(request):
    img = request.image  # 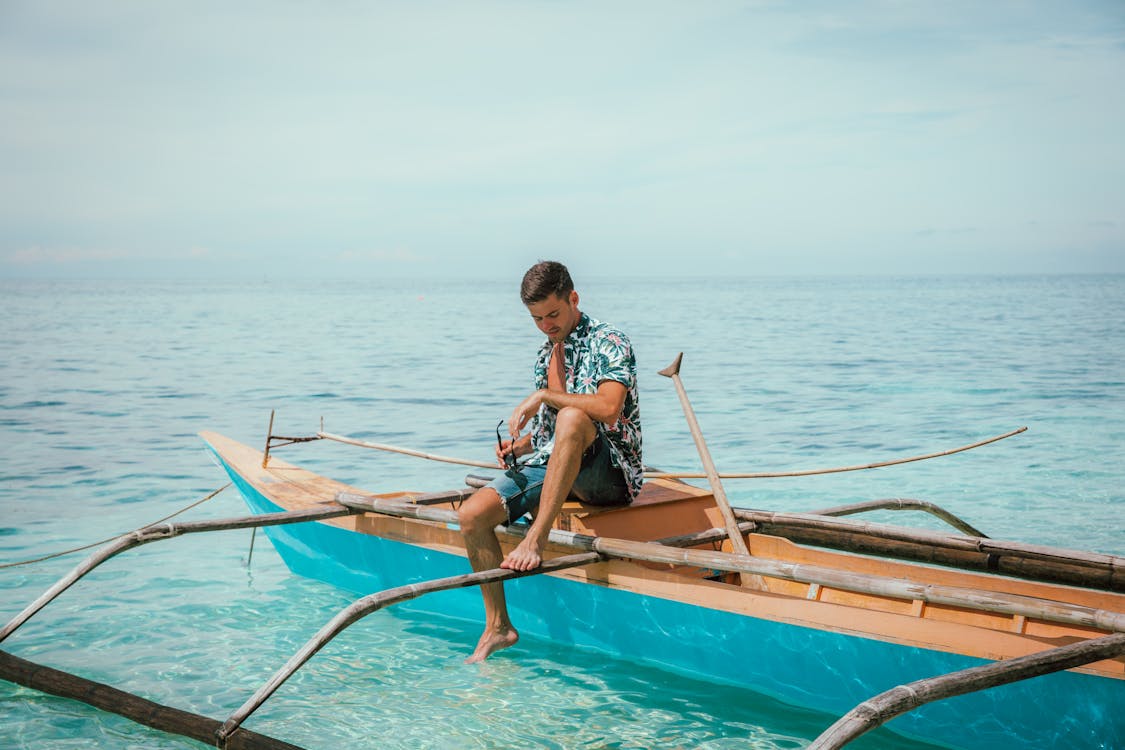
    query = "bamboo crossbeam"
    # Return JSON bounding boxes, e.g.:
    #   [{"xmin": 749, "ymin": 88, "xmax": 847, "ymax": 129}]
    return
[
  {"xmin": 339, "ymin": 495, "xmax": 1125, "ymax": 635},
  {"xmin": 809, "ymin": 498, "xmax": 989, "ymax": 538},
  {"xmin": 216, "ymin": 552, "xmax": 604, "ymax": 743},
  {"xmin": 808, "ymin": 632, "xmax": 1125, "ymax": 749},
  {"xmin": 316, "ymin": 428, "xmax": 1028, "ymax": 480},
  {"xmin": 0, "ymin": 506, "xmax": 355, "ymax": 644},
  {"xmin": 0, "ymin": 648, "xmax": 305, "ymax": 750}
]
